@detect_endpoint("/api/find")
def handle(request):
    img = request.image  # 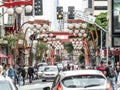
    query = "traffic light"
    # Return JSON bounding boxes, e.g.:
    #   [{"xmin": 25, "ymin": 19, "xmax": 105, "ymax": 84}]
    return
[
  {"xmin": 57, "ymin": 6, "xmax": 63, "ymax": 20},
  {"xmin": 68, "ymin": 6, "xmax": 75, "ymax": 19},
  {"xmin": 34, "ymin": 0, "xmax": 43, "ymax": 15}
]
